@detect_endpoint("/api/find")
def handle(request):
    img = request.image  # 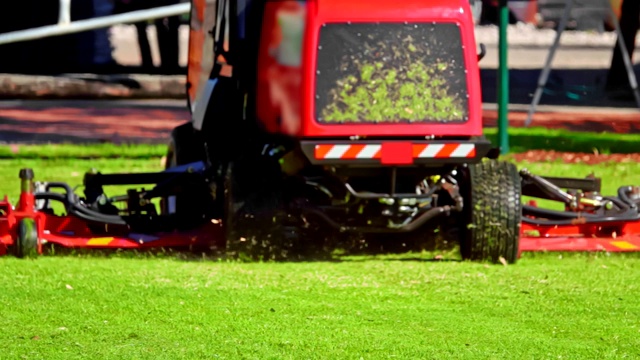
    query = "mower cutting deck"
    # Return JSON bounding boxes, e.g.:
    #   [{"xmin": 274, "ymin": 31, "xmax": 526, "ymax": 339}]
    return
[
  {"xmin": 0, "ymin": 166, "xmax": 224, "ymax": 257},
  {"xmin": 519, "ymin": 168, "xmax": 640, "ymax": 252}
]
